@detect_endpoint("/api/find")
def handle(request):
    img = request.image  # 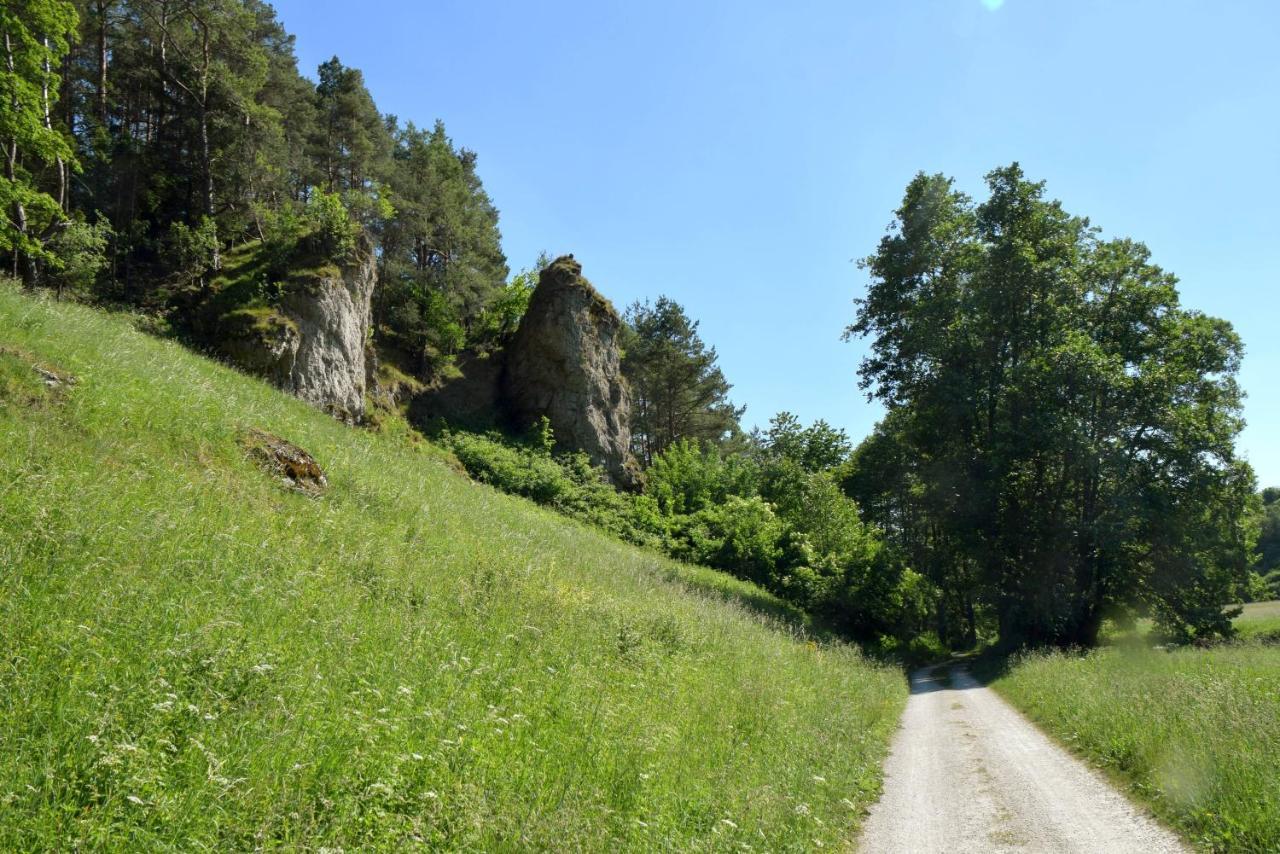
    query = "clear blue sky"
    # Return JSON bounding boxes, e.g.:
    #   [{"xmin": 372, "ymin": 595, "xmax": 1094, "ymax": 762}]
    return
[{"xmin": 272, "ymin": 0, "xmax": 1280, "ymax": 486}]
